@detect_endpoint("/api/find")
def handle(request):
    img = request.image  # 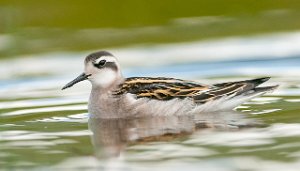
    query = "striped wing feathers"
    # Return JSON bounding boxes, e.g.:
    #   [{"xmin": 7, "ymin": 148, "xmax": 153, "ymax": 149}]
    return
[
  {"xmin": 115, "ymin": 77, "xmax": 258, "ymax": 103},
  {"xmin": 115, "ymin": 77, "xmax": 209, "ymax": 100},
  {"xmin": 193, "ymin": 83, "xmax": 248, "ymax": 103}
]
